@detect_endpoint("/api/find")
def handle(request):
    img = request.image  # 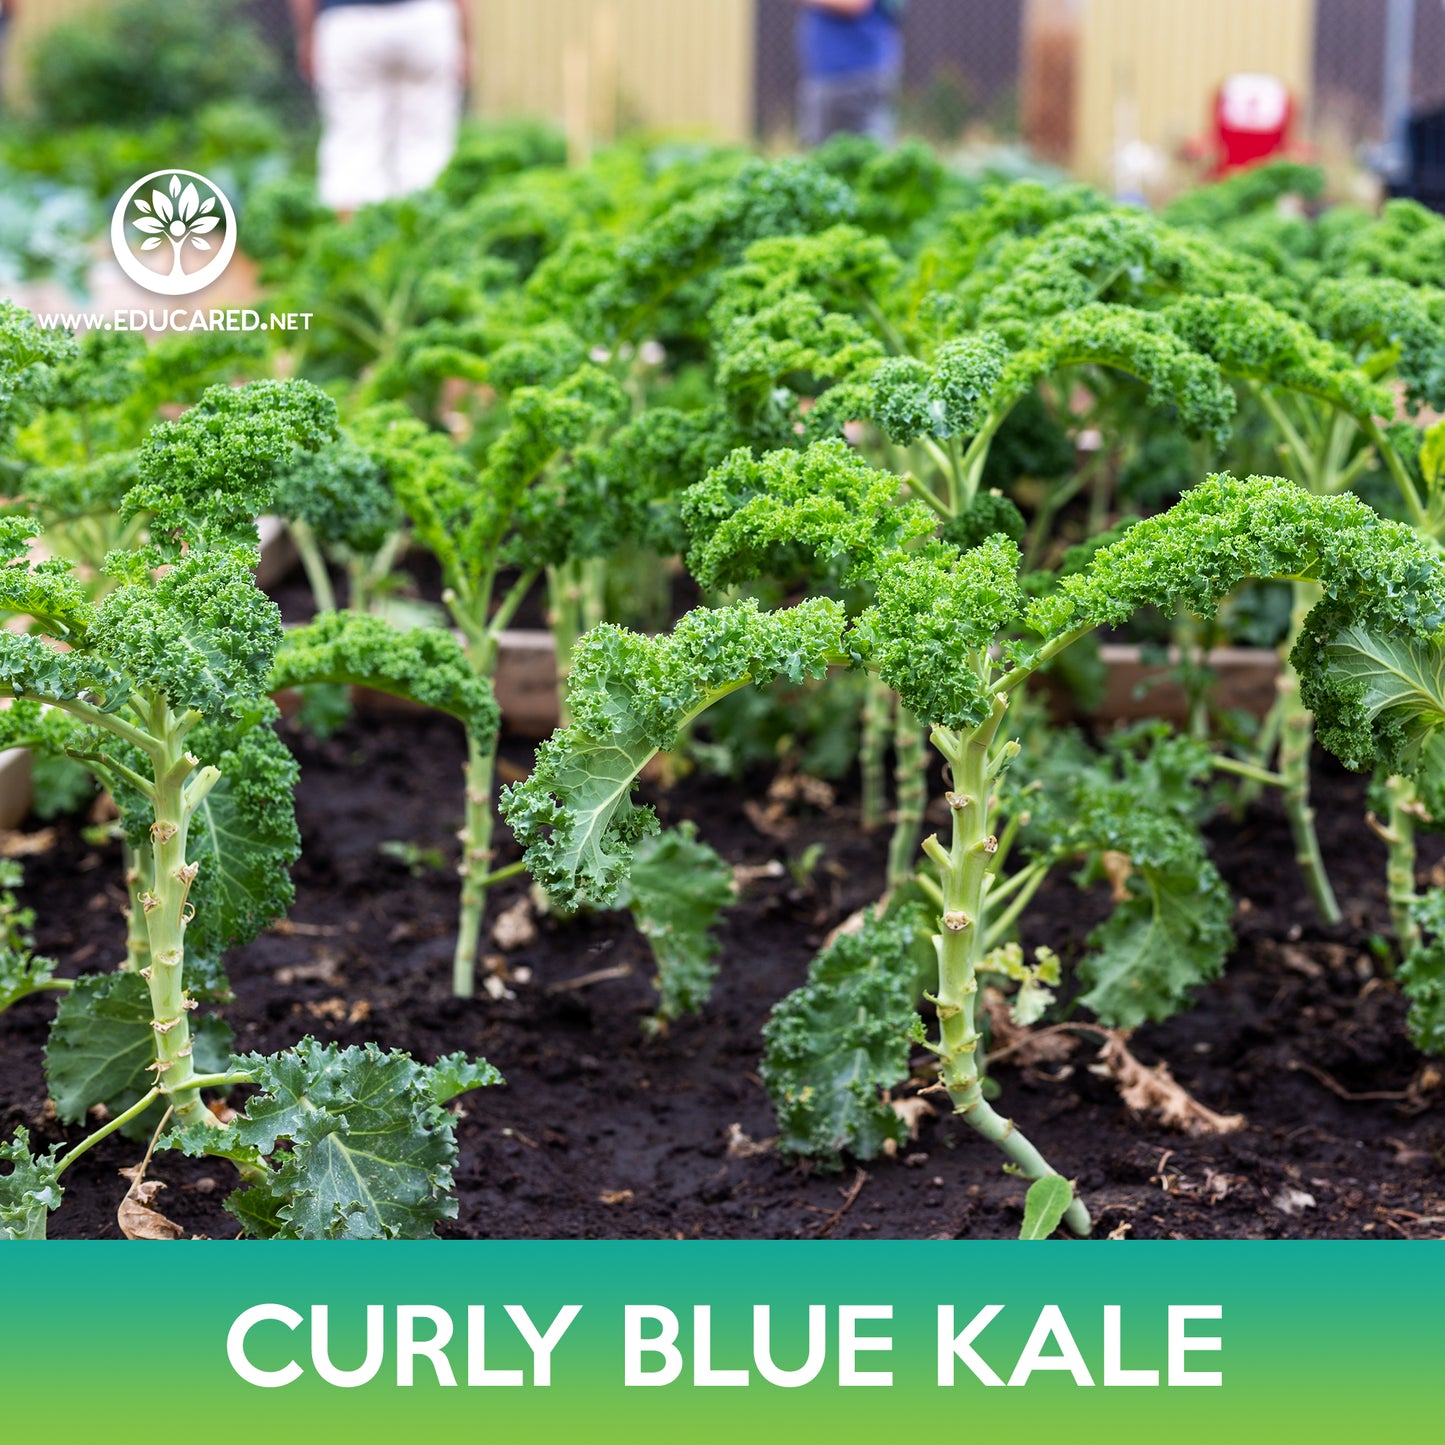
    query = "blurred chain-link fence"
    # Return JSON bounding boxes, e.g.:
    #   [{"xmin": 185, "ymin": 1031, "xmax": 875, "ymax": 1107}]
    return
[
  {"xmin": 239, "ymin": 0, "xmax": 1444, "ymax": 159},
  {"xmin": 1314, "ymin": 0, "xmax": 1445, "ymax": 140},
  {"xmin": 753, "ymin": 0, "xmax": 1023, "ymax": 142}
]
